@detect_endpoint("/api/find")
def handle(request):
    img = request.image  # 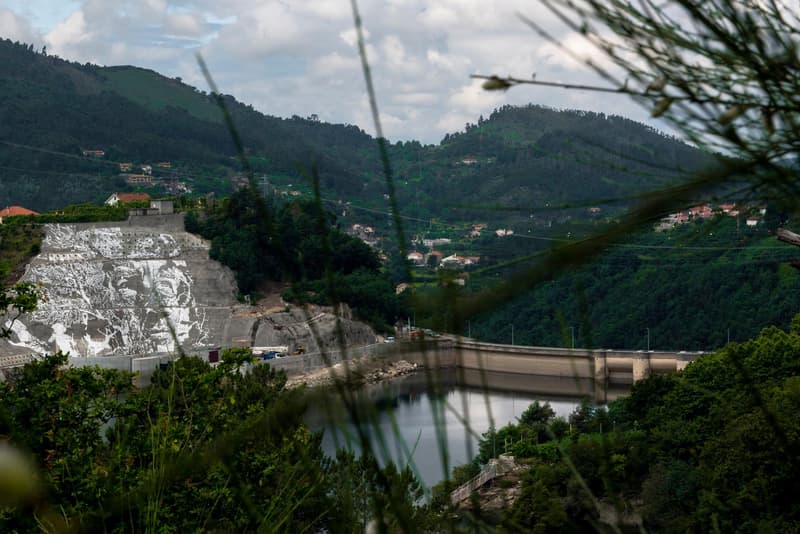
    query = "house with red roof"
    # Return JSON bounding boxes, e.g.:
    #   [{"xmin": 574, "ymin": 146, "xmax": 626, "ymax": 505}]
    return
[
  {"xmin": 104, "ymin": 192, "xmax": 151, "ymax": 206},
  {"xmin": 0, "ymin": 205, "xmax": 39, "ymax": 224},
  {"xmin": 689, "ymin": 204, "xmax": 714, "ymax": 219},
  {"xmin": 425, "ymin": 250, "xmax": 443, "ymax": 267},
  {"xmin": 406, "ymin": 251, "xmax": 424, "ymax": 266}
]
